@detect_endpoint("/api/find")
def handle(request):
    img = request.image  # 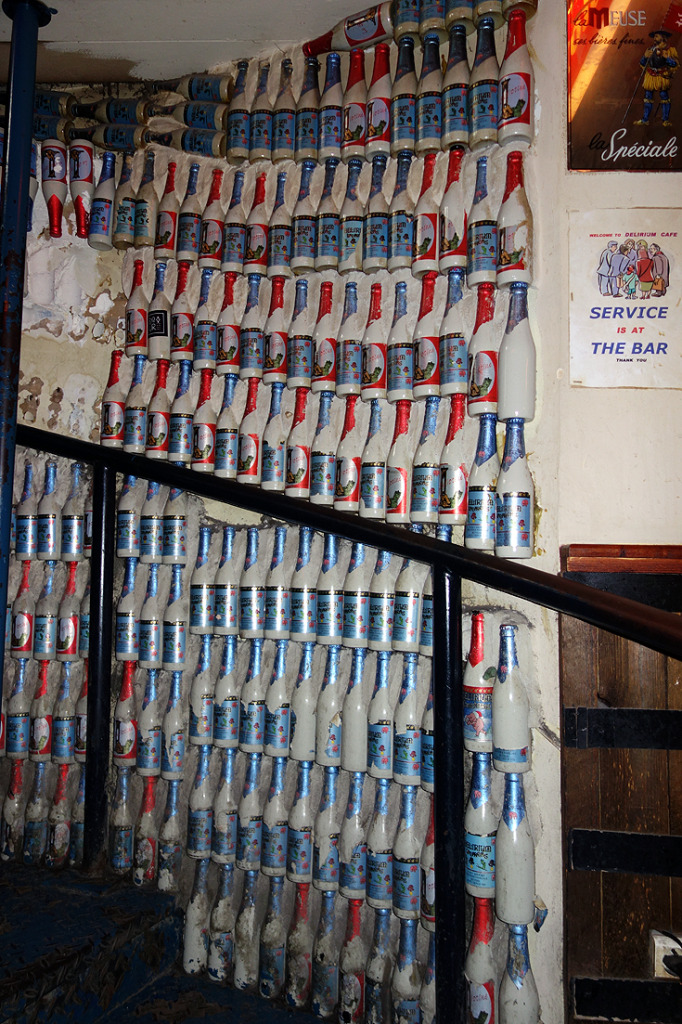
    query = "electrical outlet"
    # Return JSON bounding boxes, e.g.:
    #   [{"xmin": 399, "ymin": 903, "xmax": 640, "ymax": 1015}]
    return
[{"xmin": 650, "ymin": 930, "xmax": 682, "ymax": 978}]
